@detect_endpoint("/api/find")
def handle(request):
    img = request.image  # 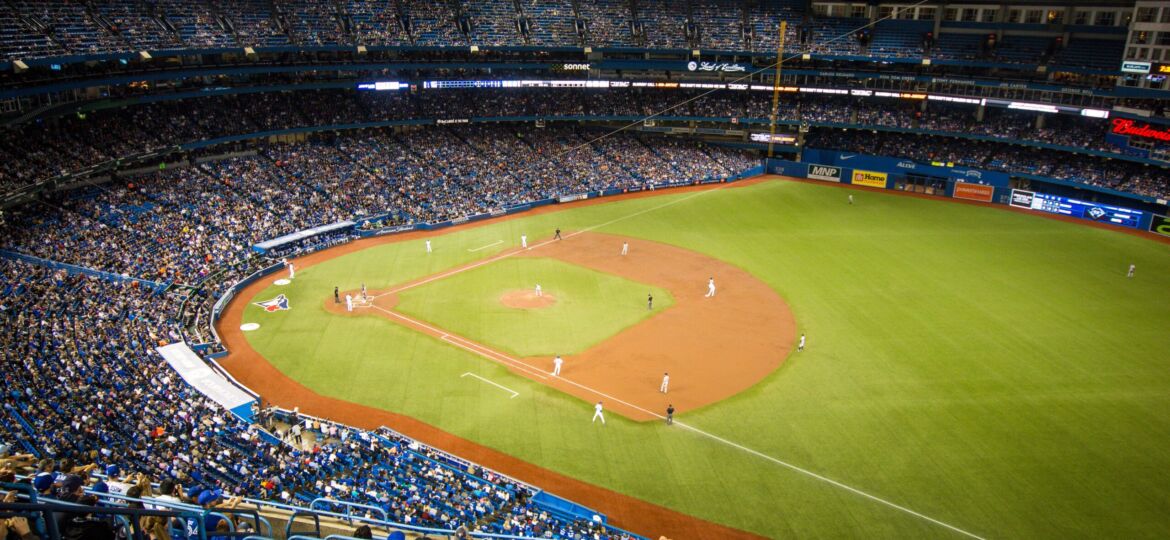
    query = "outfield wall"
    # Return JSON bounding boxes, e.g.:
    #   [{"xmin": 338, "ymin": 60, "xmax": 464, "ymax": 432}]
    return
[{"xmin": 768, "ymin": 156, "xmax": 1164, "ymax": 233}]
